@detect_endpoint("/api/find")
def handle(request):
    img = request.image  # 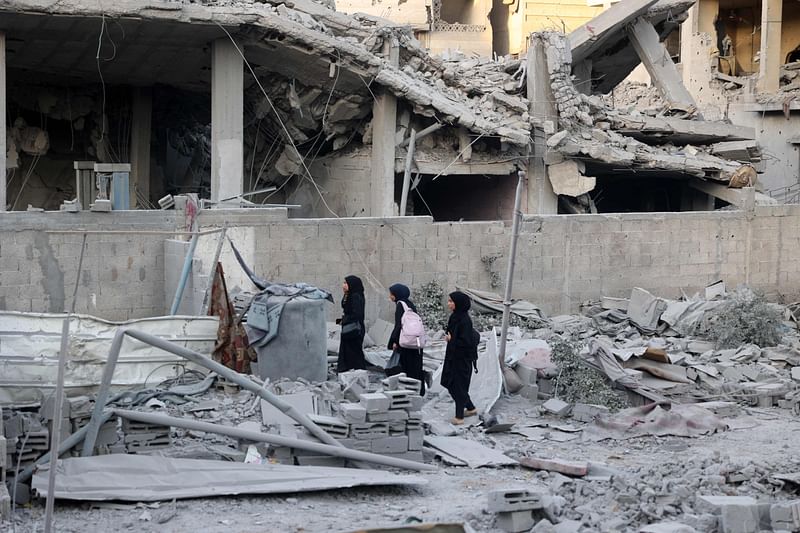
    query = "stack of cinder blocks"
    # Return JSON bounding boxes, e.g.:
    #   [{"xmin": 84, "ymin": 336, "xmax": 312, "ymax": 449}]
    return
[
  {"xmin": 68, "ymin": 397, "xmax": 121, "ymax": 455},
  {"xmin": 121, "ymin": 418, "xmax": 171, "ymax": 453},
  {"xmin": 514, "ymin": 361, "xmax": 540, "ymax": 401},
  {"xmin": 309, "ymin": 375, "xmax": 425, "ymax": 464},
  {"xmin": 3, "ymin": 413, "xmax": 49, "ymax": 473},
  {"xmin": 488, "ymin": 487, "xmax": 549, "ymax": 533}
]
